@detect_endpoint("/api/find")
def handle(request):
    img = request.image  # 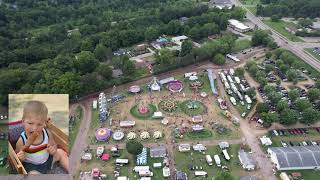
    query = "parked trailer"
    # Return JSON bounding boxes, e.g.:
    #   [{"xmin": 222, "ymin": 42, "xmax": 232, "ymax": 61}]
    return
[
  {"xmin": 222, "ymin": 149, "xmax": 230, "ymax": 161},
  {"xmin": 226, "ymin": 54, "xmax": 240, "ymax": 62},
  {"xmin": 214, "ymin": 155, "xmax": 221, "ymax": 167},
  {"xmin": 224, "ymin": 81, "xmax": 230, "ymax": 89},
  {"xmin": 195, "ymin": 171, "xmax": 207, "ymax": 177},
  {"xmin": 133, "ymin": 166, "xmax": 150, "ymax": 173},
  {"xmin": 234, "ymin": 76, "xmax": 240, "ymax": 84},
  {"xmin": 227, "ymin": 75, "xmax": 234, "ymax": 83},
  {"xmin": 205, "ymin": 155, "xmax": 213, "ymax": 166}
]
